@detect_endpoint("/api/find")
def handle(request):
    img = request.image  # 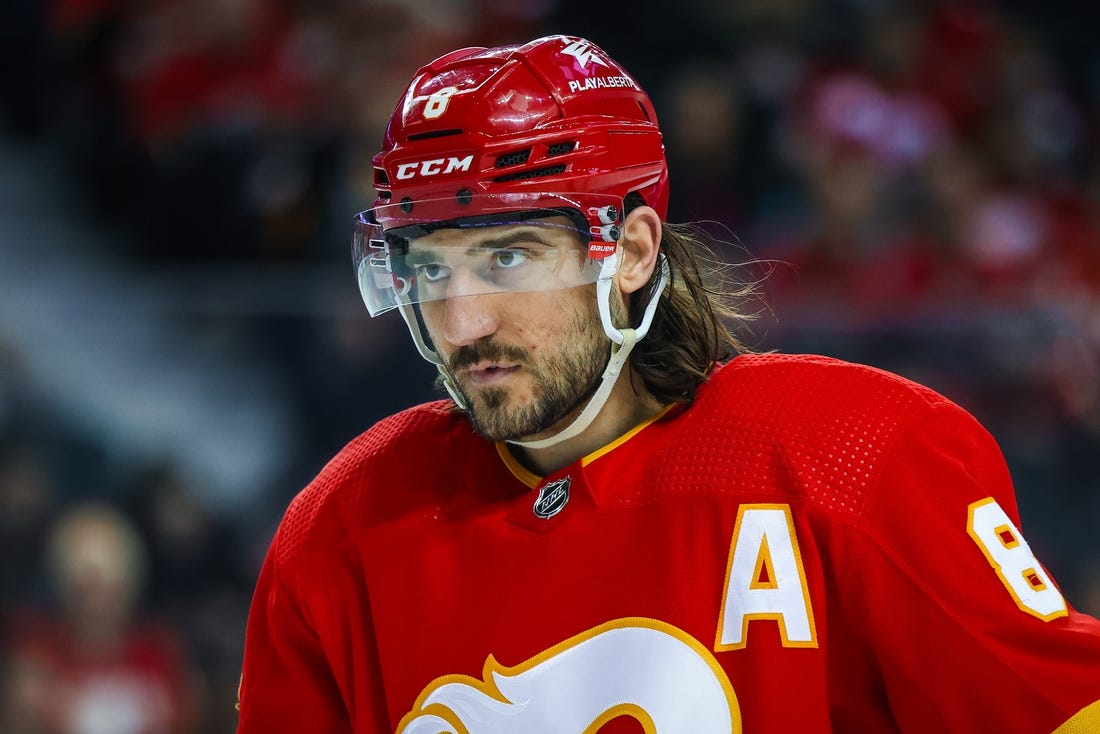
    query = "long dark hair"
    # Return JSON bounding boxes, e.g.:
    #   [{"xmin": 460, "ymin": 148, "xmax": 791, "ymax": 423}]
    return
[{"xmin": 625, "ymin": 193, "xmax": 757, "ymax": 405}]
